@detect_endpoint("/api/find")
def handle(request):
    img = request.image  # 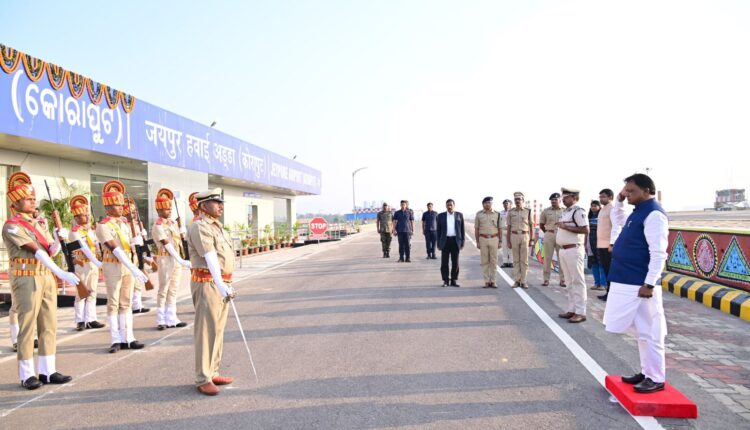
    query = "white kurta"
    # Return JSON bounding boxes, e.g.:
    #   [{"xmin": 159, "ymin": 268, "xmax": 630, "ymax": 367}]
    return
[{"xmin": 603, "ymin": 198, "xmax": 669, "ymax": 382}]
